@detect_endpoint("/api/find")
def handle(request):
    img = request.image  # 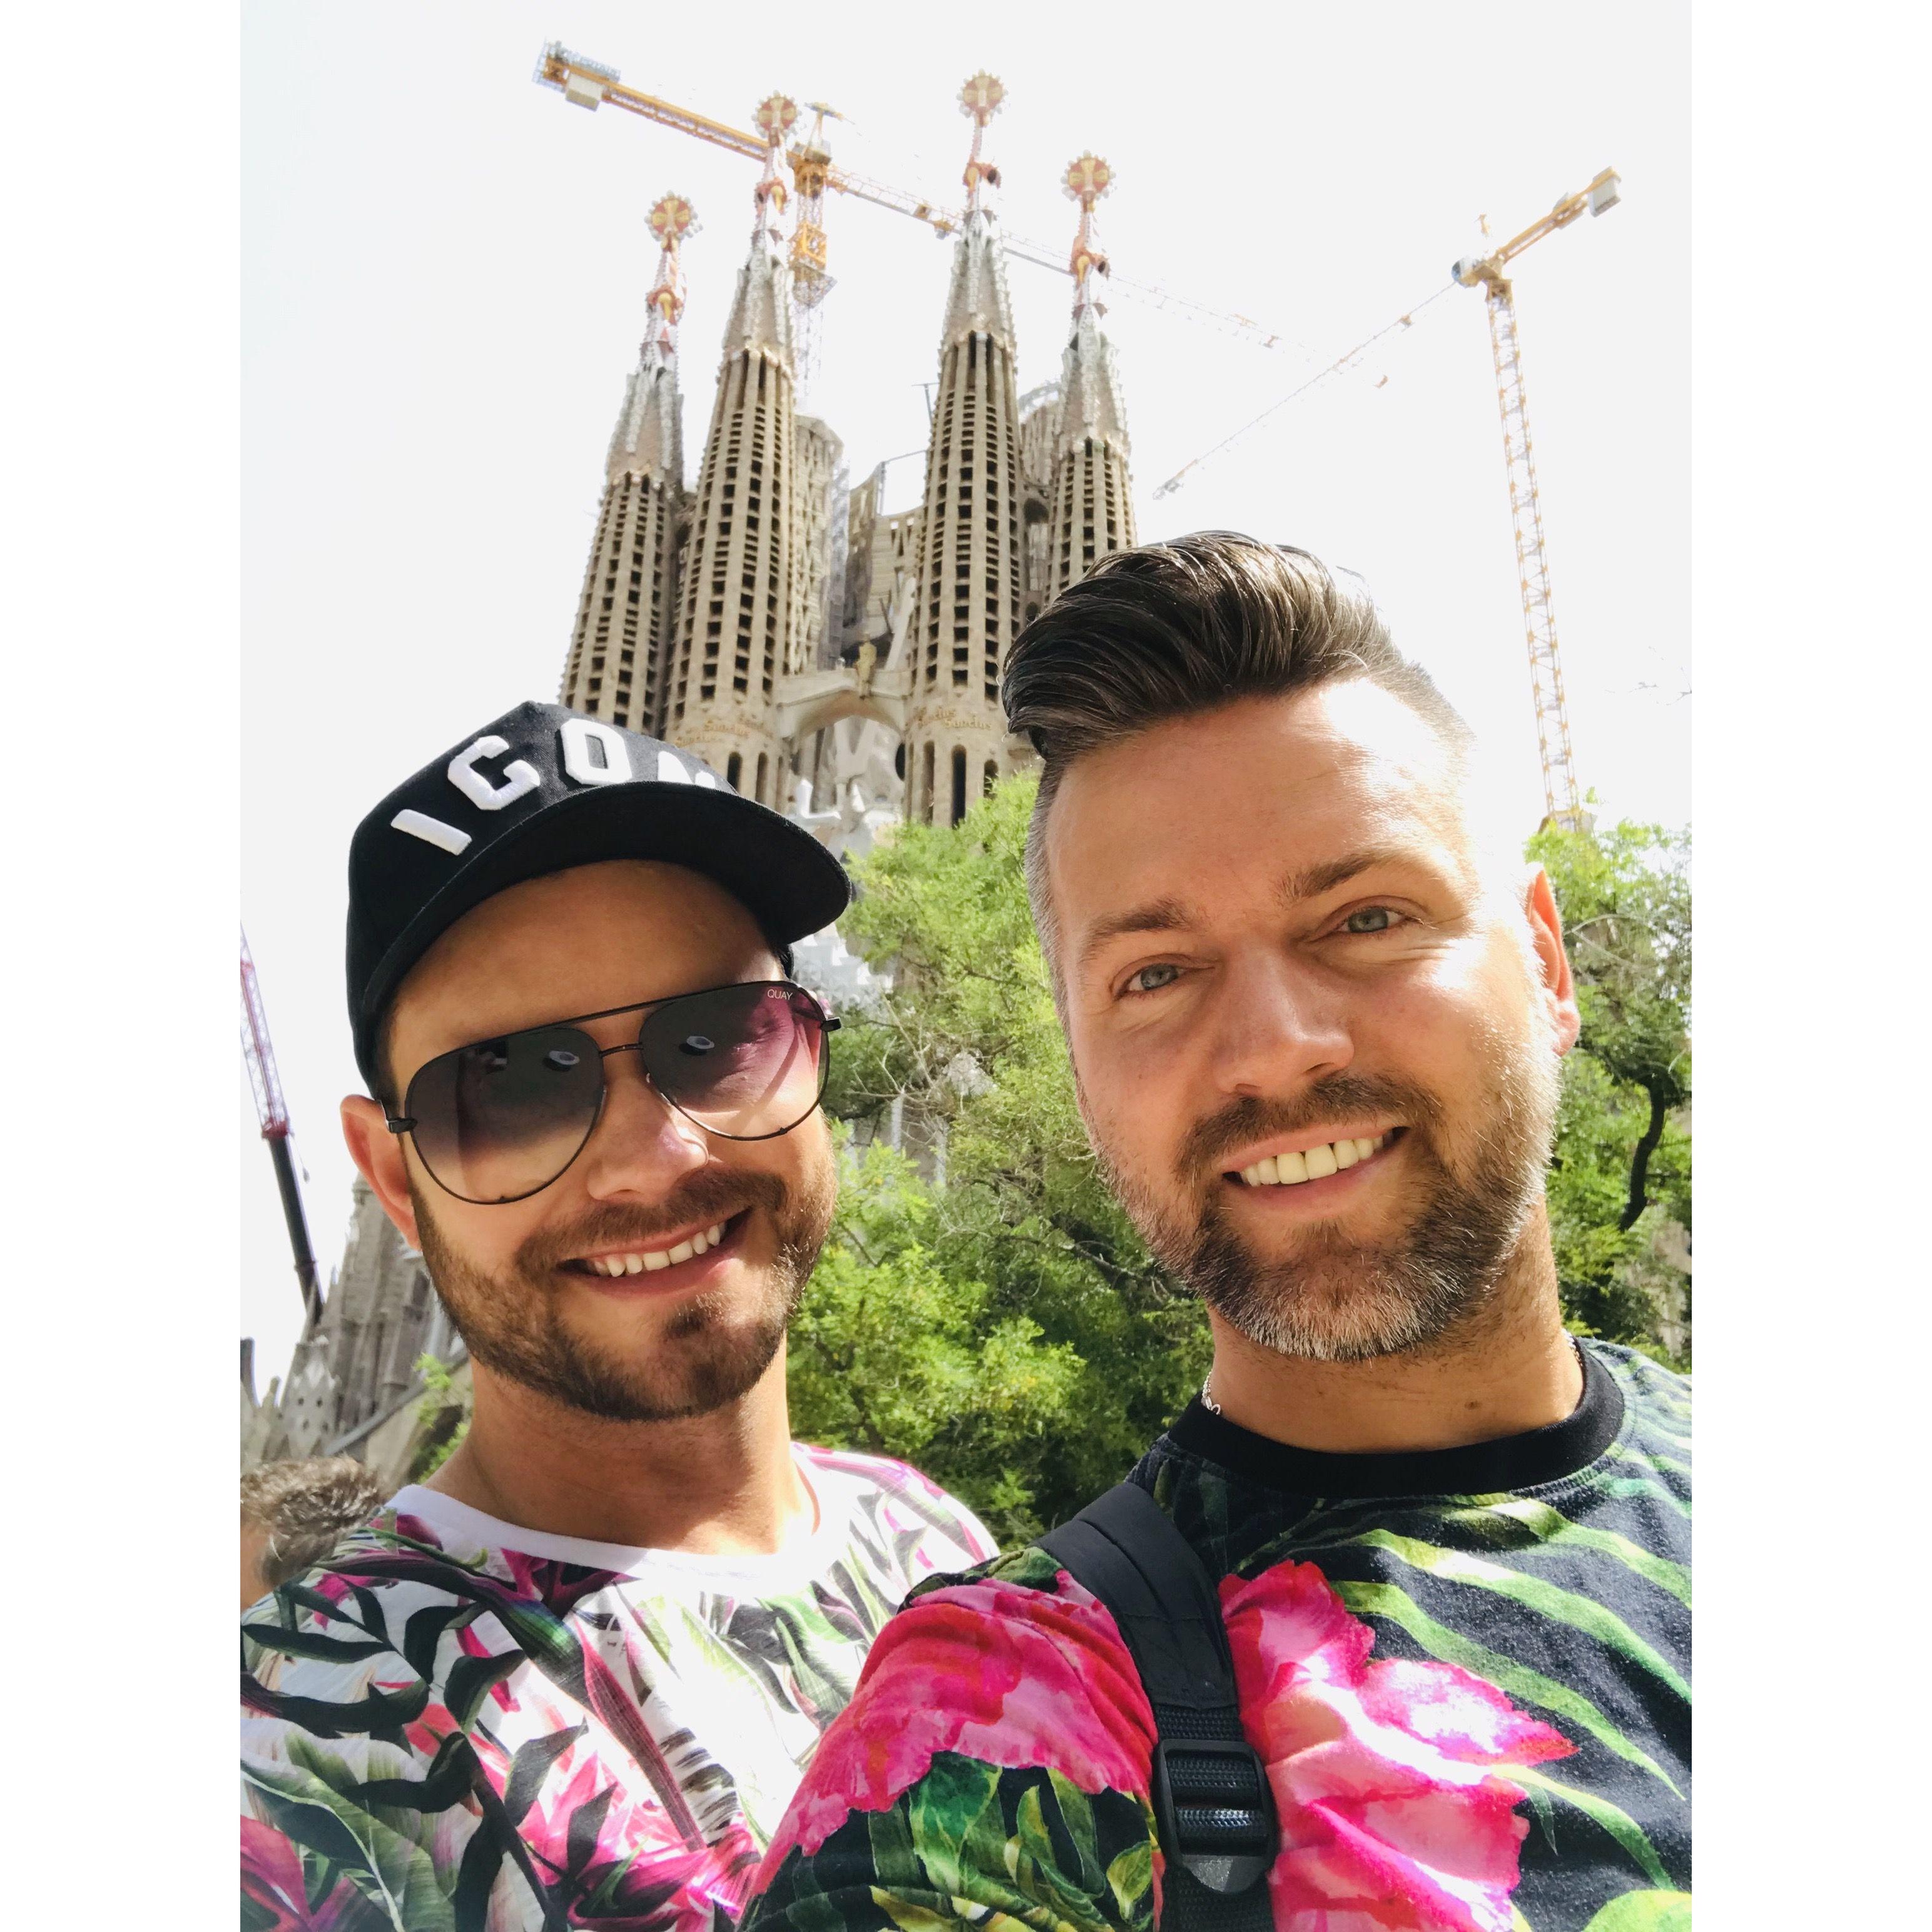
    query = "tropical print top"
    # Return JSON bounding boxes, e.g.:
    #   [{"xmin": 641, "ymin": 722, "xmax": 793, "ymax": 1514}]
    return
[
  {"xmin": 240, "ymin": 1446, "xmax": 996, "ymax": 1931},
  {"xmin": 745, "ymin": 1342, "xmax": 1690, "ymax": 1932}
]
